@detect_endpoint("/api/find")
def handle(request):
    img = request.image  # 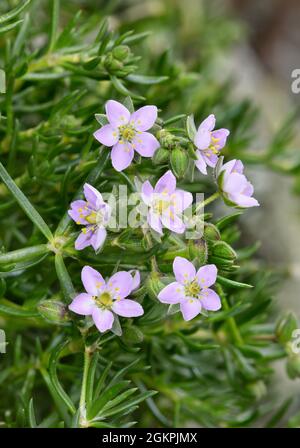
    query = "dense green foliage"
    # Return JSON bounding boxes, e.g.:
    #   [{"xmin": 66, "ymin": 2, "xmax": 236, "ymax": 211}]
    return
[{"xmin": 0, "ymin": 0, "xmax": 300, "ymax": 428}]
